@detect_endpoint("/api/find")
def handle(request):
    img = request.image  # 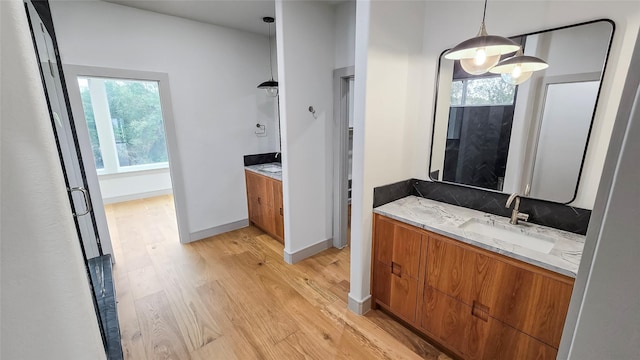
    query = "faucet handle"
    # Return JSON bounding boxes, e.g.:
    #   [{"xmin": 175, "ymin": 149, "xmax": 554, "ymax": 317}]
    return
[{"xmin": 517, "ymin": 212, "xmax": 530, "ymax": 222}]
